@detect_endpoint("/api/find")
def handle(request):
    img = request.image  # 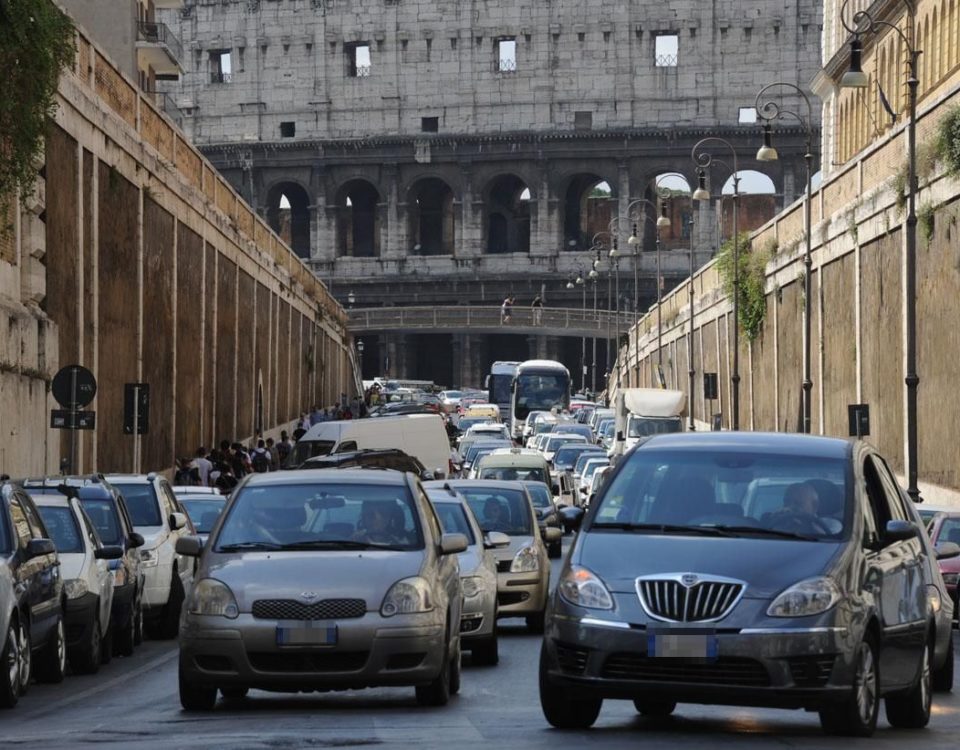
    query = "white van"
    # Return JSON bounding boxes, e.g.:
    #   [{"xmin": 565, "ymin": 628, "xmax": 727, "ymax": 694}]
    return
[{"xmin": 286, "ymin": 414, "xmax": 452, "ymax": 477}]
